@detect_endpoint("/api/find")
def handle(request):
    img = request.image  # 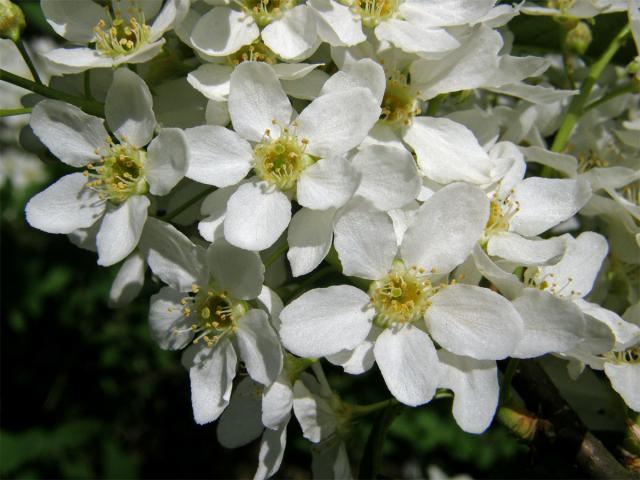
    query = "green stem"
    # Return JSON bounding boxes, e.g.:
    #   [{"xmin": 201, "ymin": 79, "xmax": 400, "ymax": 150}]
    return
[
  {"xmin": 583, "ymin": 83, "xmax": 635, "ymax": 112},
  {"xmin": 14, "ymin": 39, "xmax": 42, "ymax": 86},
  {"xmin": 162, "ymin": 186, "xmax": 216, "ymax": 222},
  {"xmin": 551, "ymin": 23, "xmax": 631, "ymax": 153},
  {"xmin": 351, "ymin": 399, "xmax": 399, "ymax": 418},
  {"xmin": 0, "ymin": 107, "xmax": 32, "ymax": 117},
  {"xmin": 0, "ymin": 69, "xmax": 105, "ymax": 117},
  {"xmin": 358, "ymin": 402, "xmax": 404, "ymax": 479},
  {"xmin": 500, "ymin": 358, "xmax": 520, "ymax": 405},
  {"xmin": 264, "ymin": 241, "xmax": 288, "ymax": 268}
]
